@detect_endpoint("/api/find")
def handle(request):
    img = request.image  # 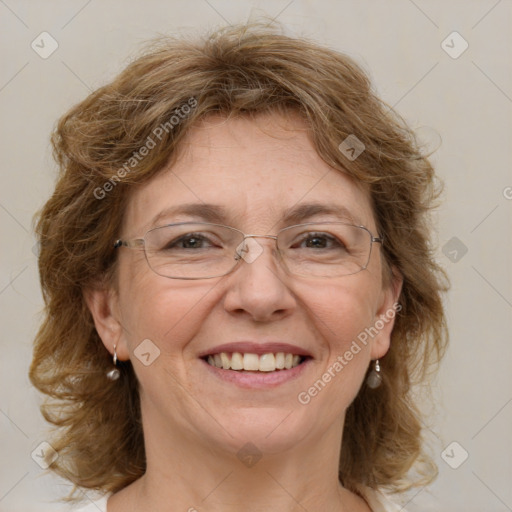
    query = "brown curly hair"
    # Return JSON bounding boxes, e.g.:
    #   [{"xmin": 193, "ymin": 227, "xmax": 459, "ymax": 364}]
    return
[{"xmin": 29, "ymin": 23, "xmax": 448, "ymax": 499}]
